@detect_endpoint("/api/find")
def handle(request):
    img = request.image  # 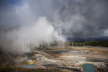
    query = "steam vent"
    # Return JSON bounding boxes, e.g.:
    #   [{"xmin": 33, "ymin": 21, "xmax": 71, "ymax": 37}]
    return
[{"xmin": 0, "ymin": 0, "xmax": 108, "ymax": 72}]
